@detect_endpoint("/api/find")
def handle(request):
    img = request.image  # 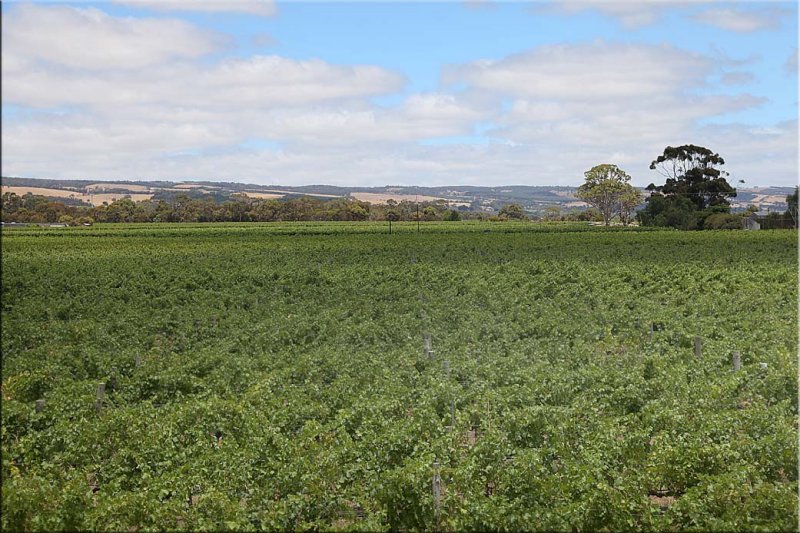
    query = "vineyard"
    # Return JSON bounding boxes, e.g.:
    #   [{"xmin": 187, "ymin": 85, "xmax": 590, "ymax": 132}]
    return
[{"xmin": 1, "ymin": 222, "xmax": 797, "ymax": 531}]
